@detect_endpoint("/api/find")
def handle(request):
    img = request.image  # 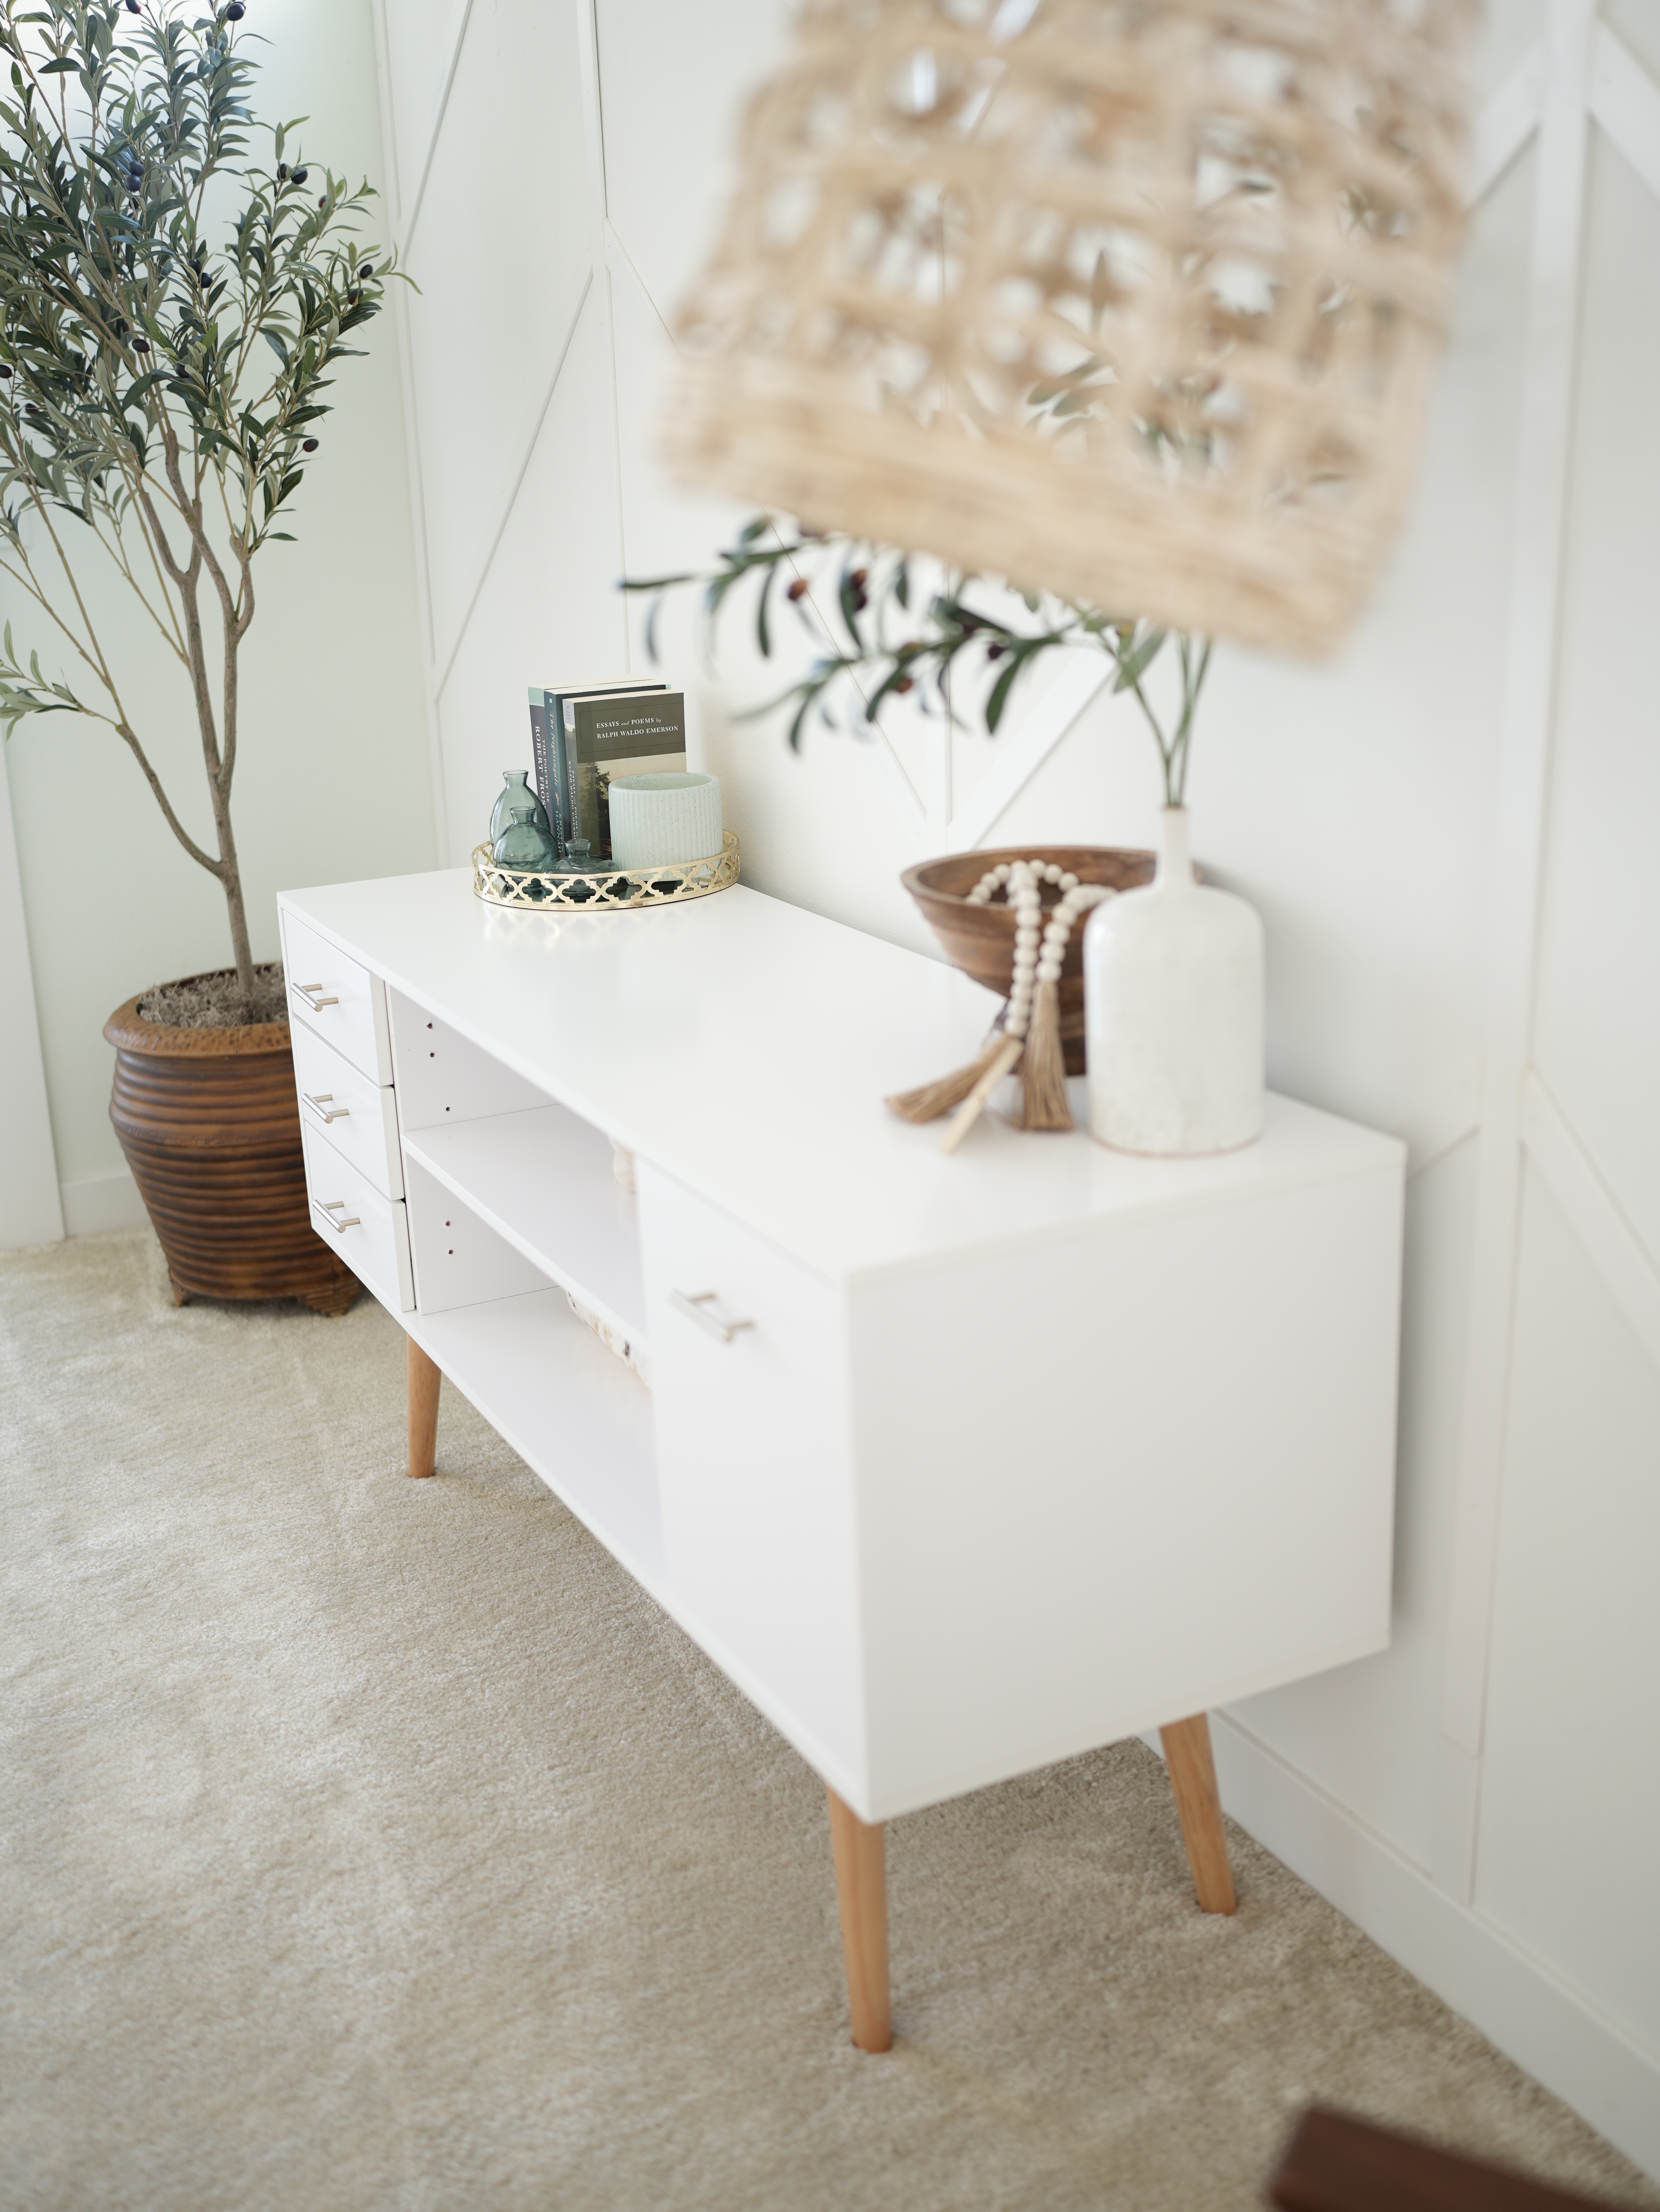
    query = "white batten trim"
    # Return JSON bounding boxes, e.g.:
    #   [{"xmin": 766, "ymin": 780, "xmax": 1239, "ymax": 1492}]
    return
[
  {"xmin": 368, "ymin": 0, "xmax": 450, "ymax": 864},
  {"xmin": 605, "ymin": 218, "xmax": 676, "ymax": 349},
  {"xmin": 60, "ymin": 1167, "xmax": 147, "ymax": 1238},
  {"xmin": 1438, "ymin": 0, "xmax": 1597, "ymax": 1900},
  {"xmin": 394, "ymin": 0, "xmax": 475, "ymax": 262},
  {"xmin": 1521, "ymin": 1073, "xmax": 1660, "ymax": 1373},
  {"xmin": 867, "ymin": 706, "xmax": 929, "ymax": 832},
  {"xmin": 1207, "ymin": 1713, "xmax": 1660, "ymax": 2185},
  {"xmin": 1471, "ymin": 44, "xmax": 1547, "ymax": 204},
  {"xmin": 1591, "ymin": 21, "xmax": 1660, "ymax": 201},
  {"xmin": 433, "ymin": 270, "xmax": 594, "ymax": 698},
  {"xmin": 1402, "ymin": 1060, "xmax": 1483, "ymax": 1182},
  {"xmin": 576, "ymin": 0, "xmax": 631, "ymax": 672},
  {"xmin": 926, "ymin": 679, "xmax": 954, "ymax": 845},
  {"xmin": 948, "ymin": 654, "xmax": 1113, "ymax": 850}
]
